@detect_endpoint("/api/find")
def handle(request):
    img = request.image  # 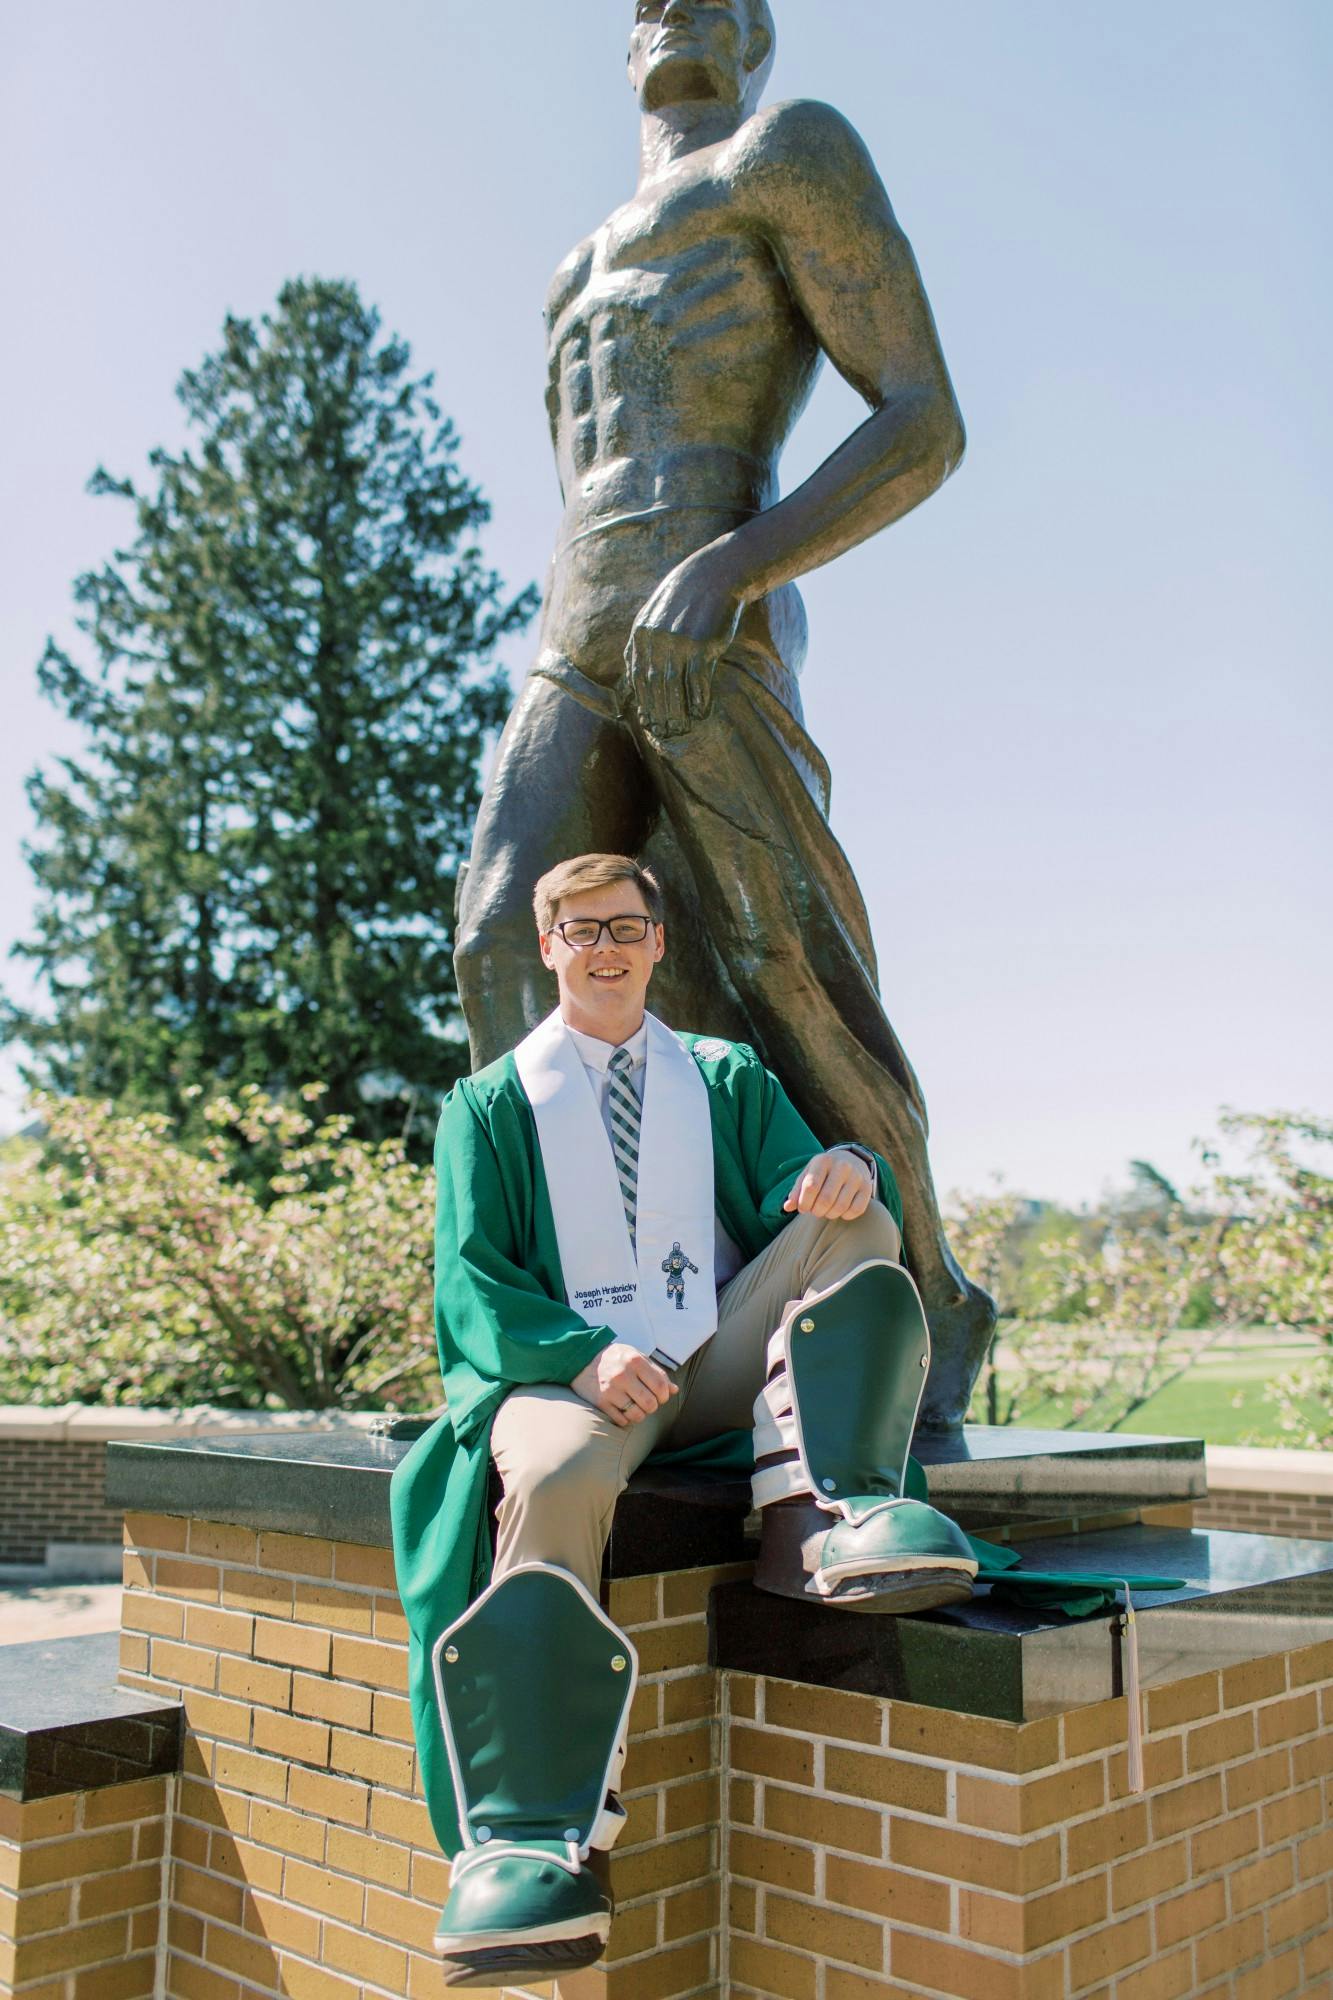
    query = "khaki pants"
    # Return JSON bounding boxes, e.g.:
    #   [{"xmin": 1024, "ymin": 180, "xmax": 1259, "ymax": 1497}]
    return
[{"xmin": 489, "ymin": 1202, "xmax": 903, "ymax": 1599}]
